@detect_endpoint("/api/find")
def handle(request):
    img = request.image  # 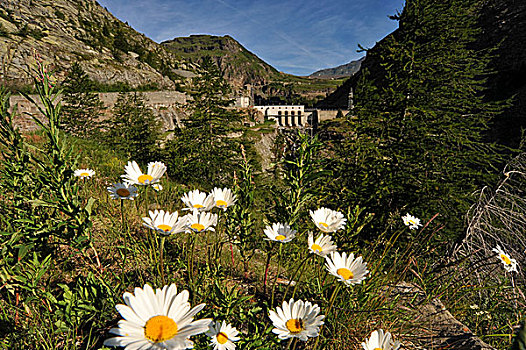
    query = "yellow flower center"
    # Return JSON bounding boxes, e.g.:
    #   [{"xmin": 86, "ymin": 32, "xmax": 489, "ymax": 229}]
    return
[
  {"xmin": 374, "ymin": 348, "xmax": 383, "ymax": 350},
  {"xmin": 337, "ymin": 268, "xmax": 354, "ymax": 280},
  {"xmin": 191, "ymin": 223, "xmax": 205, "ymax": 232},
  {"xmin": 144, "ymin": 315, "xmax": 178, "ymax": 343},
  {"xmin": 80, "ymin": 172, "xmax": 90, "ymax": 177},
  {"xmin": 275, "ymin": 235, "xmax": 286, "ymax": 241},
  {"xmin": 157, "ymin": 224, "xmax": 172, "ymax": 232},
  {"xmin": 193, "ymin": 204, "xmax": 204, "ymax": 209},
  {"xmin": 311, "ymin": 244, "xmax": 323, "ymax": 252},
  {"xmin": 138, "ymin": 174, "xmax": 154, "ymax": 184},
  {"xmin": 319, "ymin": 222, "xmax": 329, "ymax": 228},
  {"xmin": 217, "ymin": 332, "xmax": 229, "ymax": 344},
  {"xmin": 501, "ymin": 254, "xmax": 512, "ymax": 265},
  {"xmin": 285, "ymin": 318, "xmax": 304, "ymax": 334},
  {"xmin": 216, "ymin": 200, "xmax": 228, "ymax": 207},
  {"xmin": 116, "ymin": 188, "xmax": 130, "ymax": 197}
]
